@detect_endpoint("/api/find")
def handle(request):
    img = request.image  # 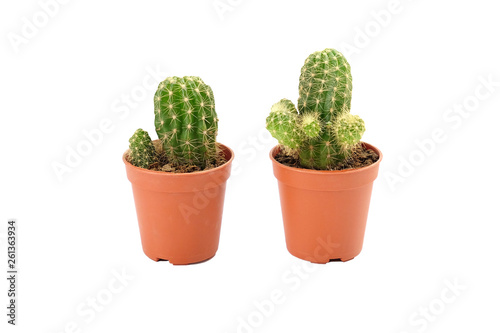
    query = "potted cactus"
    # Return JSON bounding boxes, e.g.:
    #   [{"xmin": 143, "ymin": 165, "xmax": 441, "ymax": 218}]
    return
[
  {"xmin": 123, "ymin": 76, "xmax": 234, "ymax": 265},
  {"xmin": 266, "ymin": 48, "xmax": 382, "ymax": 263}
]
